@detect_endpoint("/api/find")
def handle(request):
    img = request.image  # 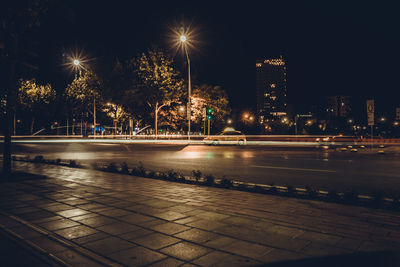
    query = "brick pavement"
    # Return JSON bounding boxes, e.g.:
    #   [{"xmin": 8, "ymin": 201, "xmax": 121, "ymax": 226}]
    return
[{"xmin": 0, "ymin": 161, "xmax": 400, "ymax": 266}]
